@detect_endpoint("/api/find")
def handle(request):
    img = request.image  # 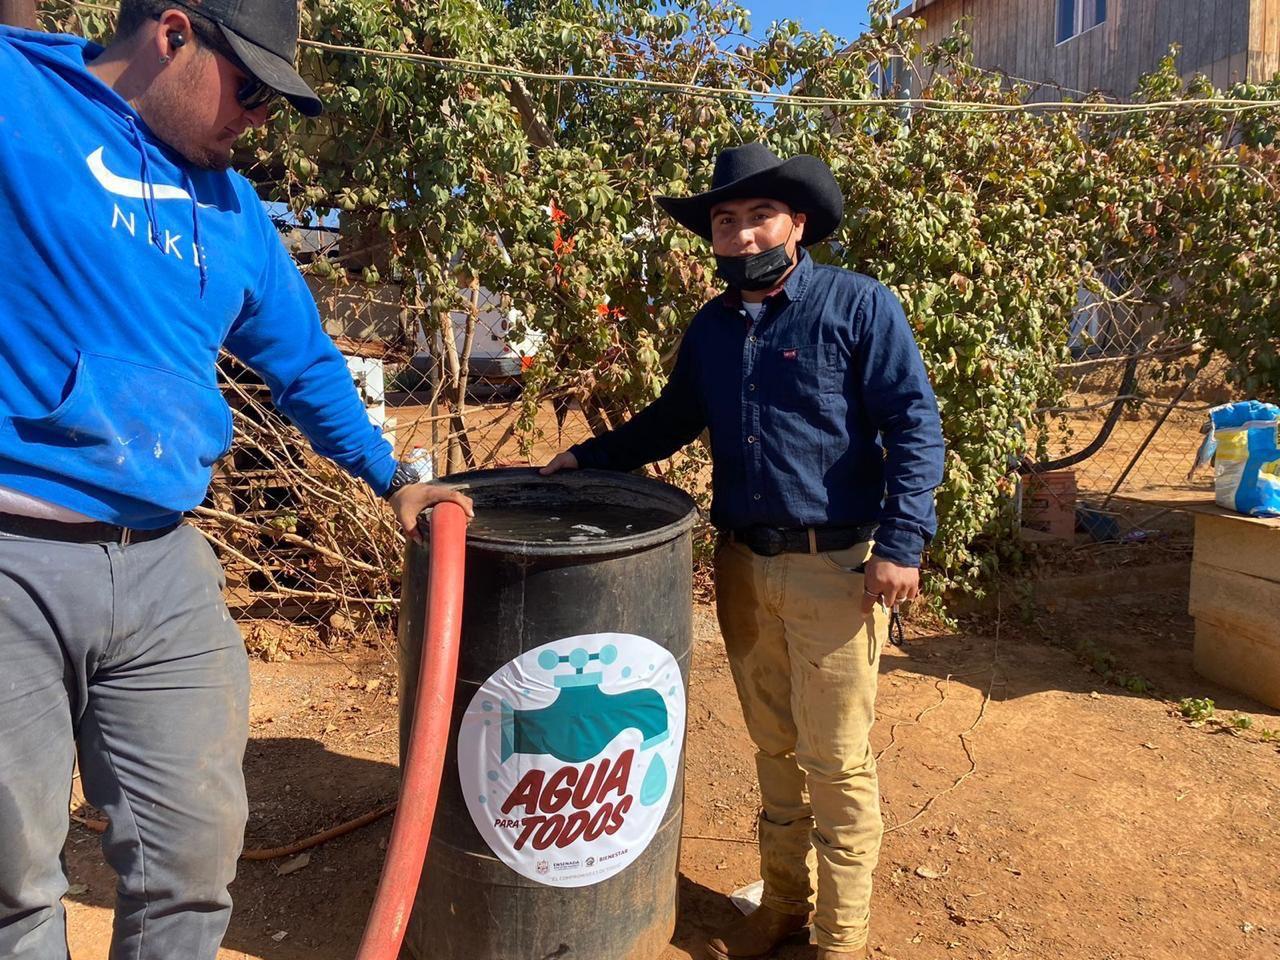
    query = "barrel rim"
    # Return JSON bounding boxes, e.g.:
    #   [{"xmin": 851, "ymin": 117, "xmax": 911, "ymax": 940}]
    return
[{"xmin": 432, "ymin": 467, "xmax": 697, "ymax": 556}]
